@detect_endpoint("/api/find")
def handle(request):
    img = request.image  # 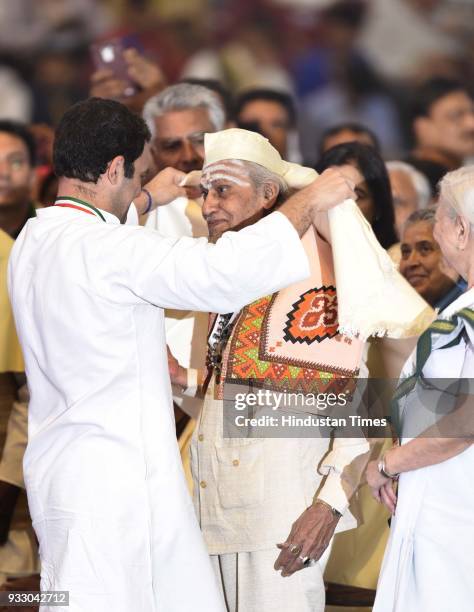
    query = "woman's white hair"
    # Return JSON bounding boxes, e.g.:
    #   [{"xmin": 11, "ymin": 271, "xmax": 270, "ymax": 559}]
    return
[
  {"xmin": 439, "ymin": 165, "xmax": 474, "ymax": 225},
  {"xmin": 143, "ymin": 83, "xmax": 225, "ymax": 137},
  {"xmin": 386, "ymin": 161, "xmax": 431, "ymax": 209}
]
